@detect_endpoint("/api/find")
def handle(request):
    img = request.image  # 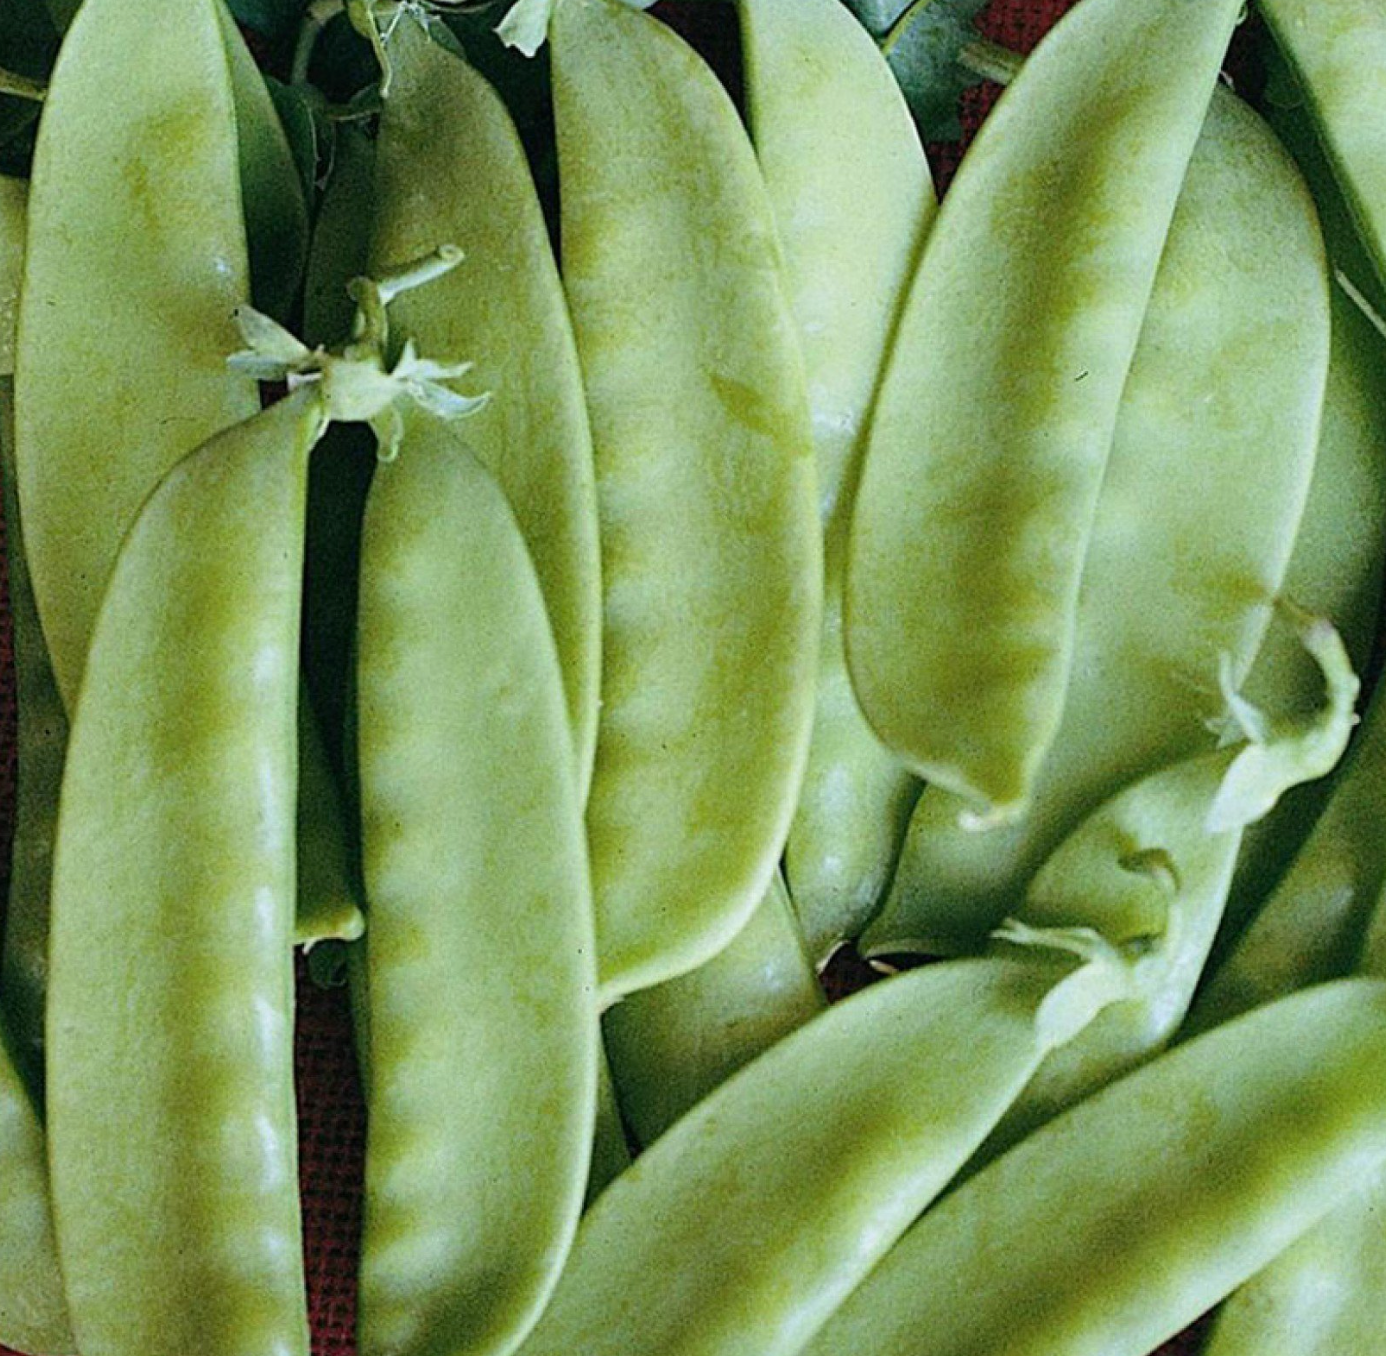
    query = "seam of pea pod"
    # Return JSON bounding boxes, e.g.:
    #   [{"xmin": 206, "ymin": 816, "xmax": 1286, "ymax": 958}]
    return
[{"xmin": 1, "ymin": 1, "xmax": 1385, "ymax": 1356}]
